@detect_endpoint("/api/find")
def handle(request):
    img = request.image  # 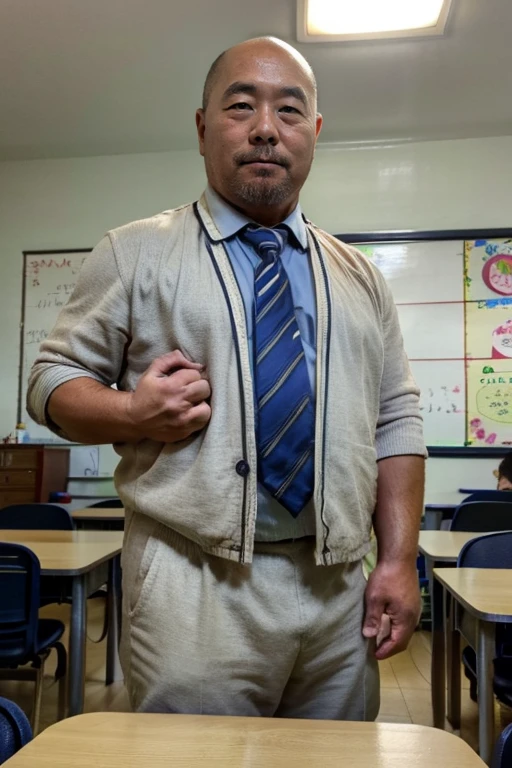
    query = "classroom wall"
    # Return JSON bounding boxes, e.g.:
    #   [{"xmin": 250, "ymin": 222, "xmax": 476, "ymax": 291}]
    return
[{"xmin": 1, "ymin": 135, "xmax": 512, "ymax": 489}]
